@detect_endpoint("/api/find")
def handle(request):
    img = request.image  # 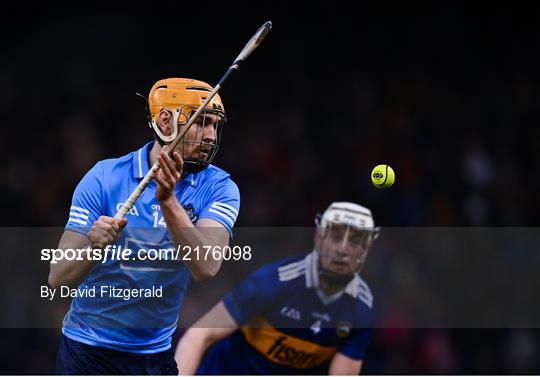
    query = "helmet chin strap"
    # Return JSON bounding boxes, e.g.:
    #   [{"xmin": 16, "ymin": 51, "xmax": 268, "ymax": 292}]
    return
[
  {"xmin": 318, "ymin": 267, "xmax": 356, "ymax": 286},
  {"xmin": 151, "ymin": 109, "xmax": 181, "ymax": 144}
]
